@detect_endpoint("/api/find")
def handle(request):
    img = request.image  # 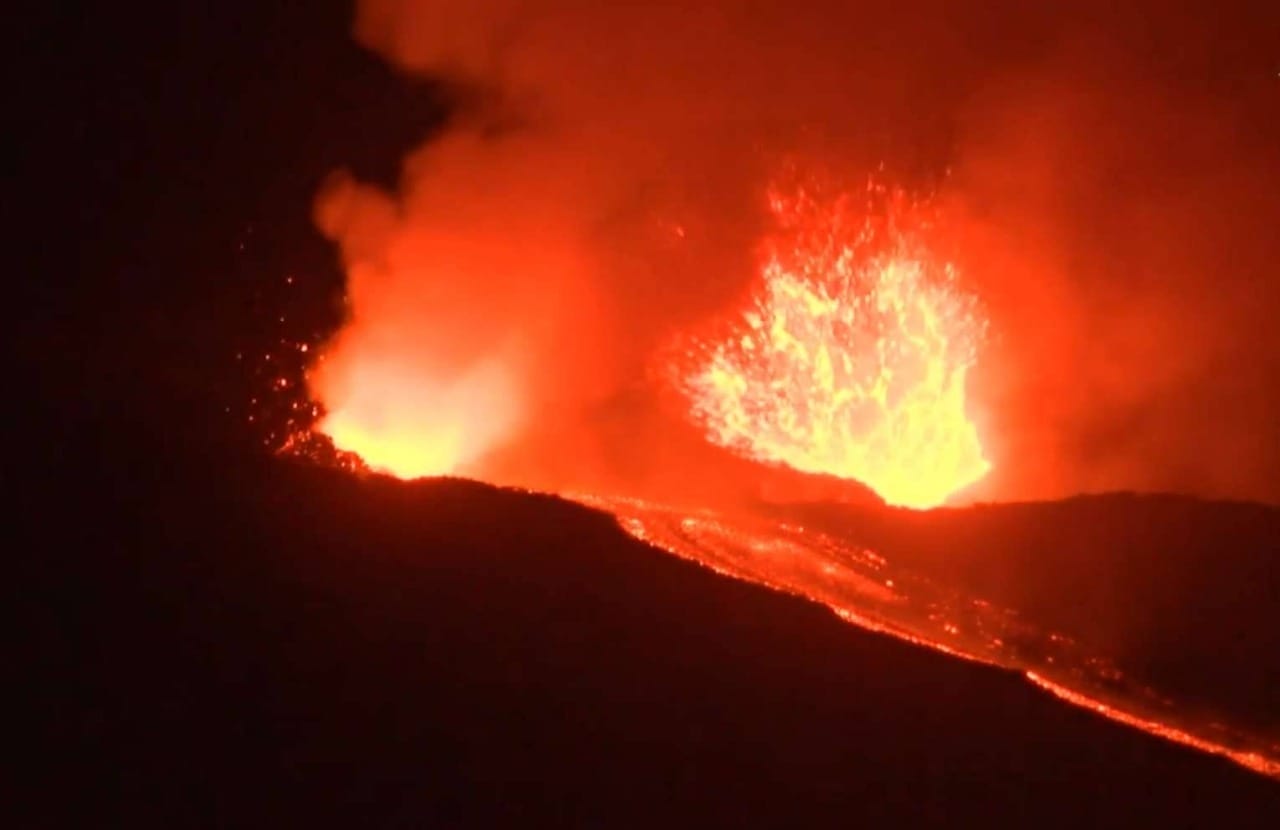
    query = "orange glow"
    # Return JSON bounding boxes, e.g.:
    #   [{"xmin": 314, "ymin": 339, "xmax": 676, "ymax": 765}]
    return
[
  {"xmin": 295, "ymin": 134, "xmax": 611, "ymax": 483},
  {"xmin": 677, "ymin": 179, "xmax": 990, "ymax": 508},
  {"xmin": 310, "ymin": 348, "xmax": 521, "ymax": 480}
]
